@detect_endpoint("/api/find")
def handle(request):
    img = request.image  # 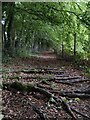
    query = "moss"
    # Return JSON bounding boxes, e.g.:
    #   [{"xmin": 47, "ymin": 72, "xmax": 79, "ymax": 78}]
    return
[
  {"xmin": 10, "ymin": 81, "xmax": 26, "ymax": 91},
  {"xmin": 26, "ymin": 84, "xmax": 35, "ymax": 92}
]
